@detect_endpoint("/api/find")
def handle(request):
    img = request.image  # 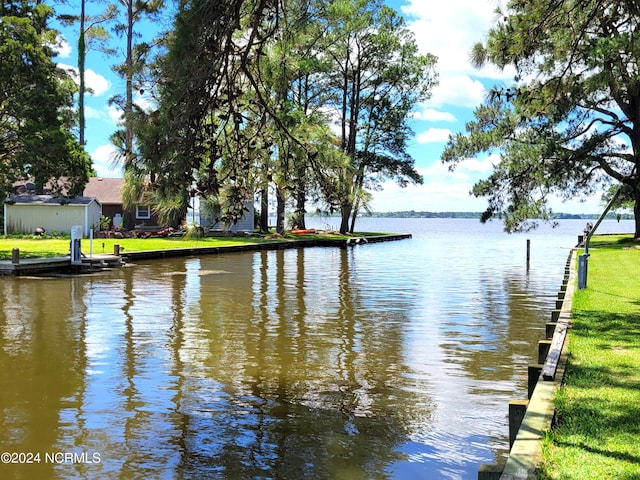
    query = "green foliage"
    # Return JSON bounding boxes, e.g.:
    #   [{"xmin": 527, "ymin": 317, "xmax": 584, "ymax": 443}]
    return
[
  {"xmin": 0, "ymin": 1, "xmax": 92, "ymax": 194},
  {"xmin": 442, "ymin": 0, "xmax": 640, "ymax": 235},
  {"xmin": 99, "ymin": 215, "xmax": 112, "ymax": 230}
]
